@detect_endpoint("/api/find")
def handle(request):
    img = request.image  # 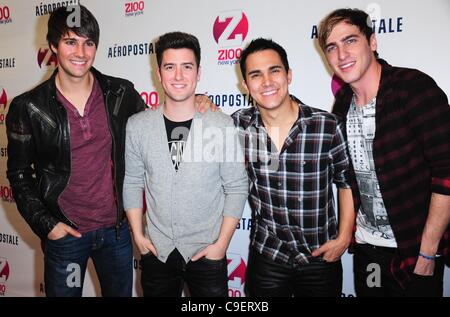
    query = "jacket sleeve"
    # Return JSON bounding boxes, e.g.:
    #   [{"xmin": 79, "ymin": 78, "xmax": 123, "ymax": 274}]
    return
[
  {"xmin": 219, "ymin": 116, "xmax": 249, "ymax": 219},
  {"xmin": 402, "ymin": 72, "xmax": 450, "ymax": 195},
  {"xmin": 6, "ymin": 97, "xmax": 58, "ymax": 239},
  {"xmin": 123, "ymin": 116, "xmax": 145, "ymax": 211},
  {"xmin": 131, "ymin": 86, "xmax": 147, "ymax": 114}
]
